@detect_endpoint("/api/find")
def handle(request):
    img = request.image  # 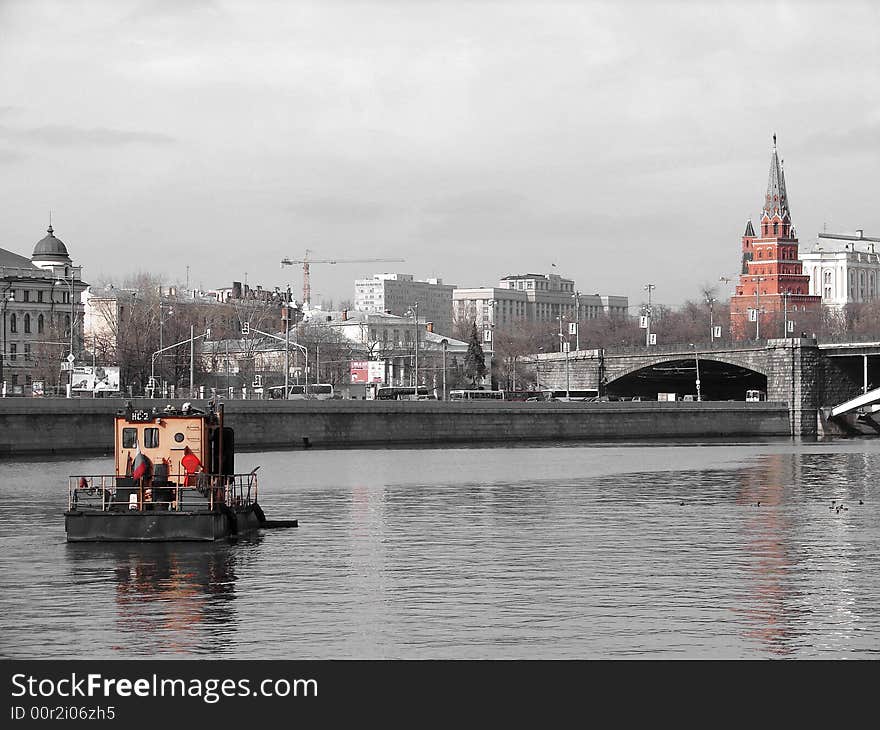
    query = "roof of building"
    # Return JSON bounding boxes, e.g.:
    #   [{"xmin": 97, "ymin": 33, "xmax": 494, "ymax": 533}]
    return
[
  {"xmin": 31, "ymin": 225, "xmax": 71, "ymax": 261},
  {"xmin": 0, "ymin": 247, "xmax": 40, "ymax": 271},
  {"xmin": 819, "ymin": 231, "xmax": 880, "ymax": 243},
  {"xmin": 743, "ymin": 219, "xmax": 756, "ymax": 237}
]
